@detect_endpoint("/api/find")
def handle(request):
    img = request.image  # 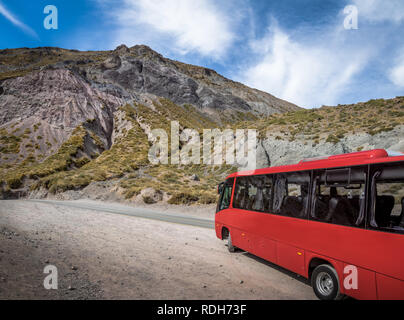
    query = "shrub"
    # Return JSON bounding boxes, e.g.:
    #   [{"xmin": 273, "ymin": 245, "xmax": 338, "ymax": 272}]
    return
[
  {"xmin": 326, "ymin": 135, "xmax": 340, "ymax": 144},
  {"xmin": 124, "ymin": 186, "xmax": 142, "ymax": 199},
  {"xmin": 142, "ymin": 196, "xmax": 156, "ymax": 204},
  {"xmin": 74, "ymin": 157, "xmax": 90, "ymax": 168},
  {"xmin": 7, "ymin": 176, "xmax": 23, "ymax": 189},
  {"xmin": 168, "ymin": 192, "xmax": 199, "ymax": 205},
  {"xmin": 199, "ymin": 193, "xmax": 217, "ymax": 204}
]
